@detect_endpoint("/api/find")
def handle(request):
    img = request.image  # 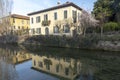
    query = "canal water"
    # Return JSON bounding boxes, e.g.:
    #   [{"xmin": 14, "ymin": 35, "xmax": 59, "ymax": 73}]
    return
[{"xmin": 0, "ymin": 45, "xmax": 120, "ymax": 80}]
